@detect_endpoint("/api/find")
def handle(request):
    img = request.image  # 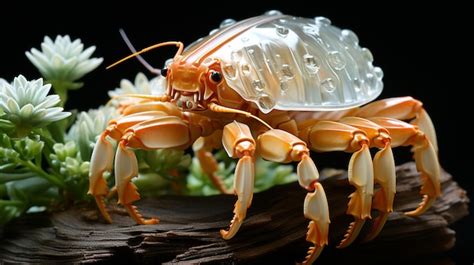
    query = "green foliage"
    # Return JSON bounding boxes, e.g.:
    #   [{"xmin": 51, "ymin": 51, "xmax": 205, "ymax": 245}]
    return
[
  {"xmin": 134, "ymin": 149, "xmax": 192, "ymax": 196},
  {"xmin": 0, "ymin": 133, "xmax": 62, "ymax": 224},
  {"xmin": 50, "ymin": 142, "xmax": 90, "ymax": 201},
  {"xmin": 186, "ymin": 150, "xmax": 297, "ymax": 196}
]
